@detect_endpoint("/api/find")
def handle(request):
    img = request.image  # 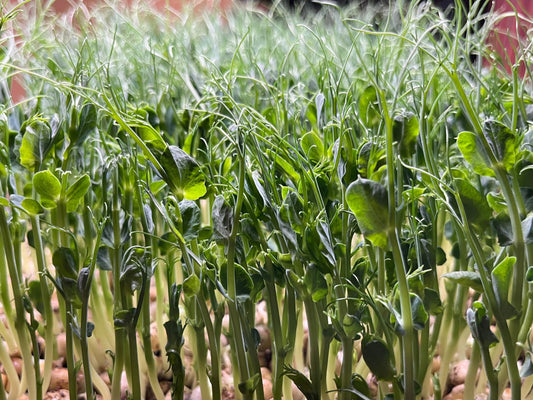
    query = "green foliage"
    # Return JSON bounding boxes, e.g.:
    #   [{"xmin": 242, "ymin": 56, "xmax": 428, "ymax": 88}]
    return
[{"xmin": 346, "ymin": 178, "xmax": 390, "ymax": 249}]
